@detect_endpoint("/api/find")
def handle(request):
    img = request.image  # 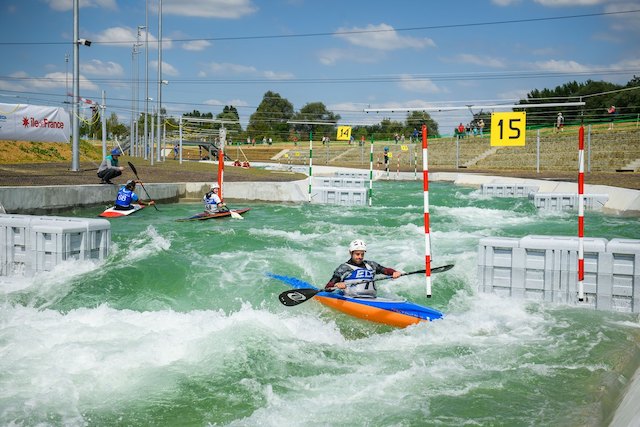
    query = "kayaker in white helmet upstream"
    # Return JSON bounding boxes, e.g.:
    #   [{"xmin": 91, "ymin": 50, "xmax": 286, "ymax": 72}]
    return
[{"xmin": 324, "ymin": 239, "xmax": 403, "ymax": 298}]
